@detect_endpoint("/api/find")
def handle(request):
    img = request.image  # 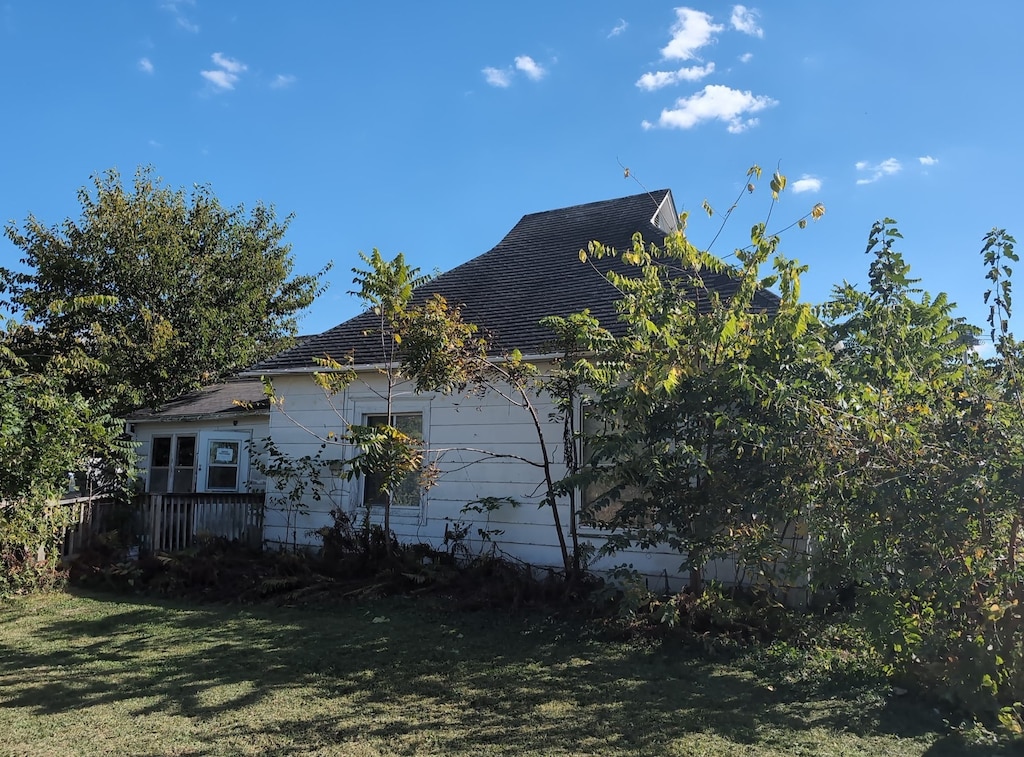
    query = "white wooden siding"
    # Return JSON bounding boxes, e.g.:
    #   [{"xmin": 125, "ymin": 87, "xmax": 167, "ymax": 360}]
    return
[{"xmin": 261, "ymin": 370, "xmax": 809, "ymax": 600}]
